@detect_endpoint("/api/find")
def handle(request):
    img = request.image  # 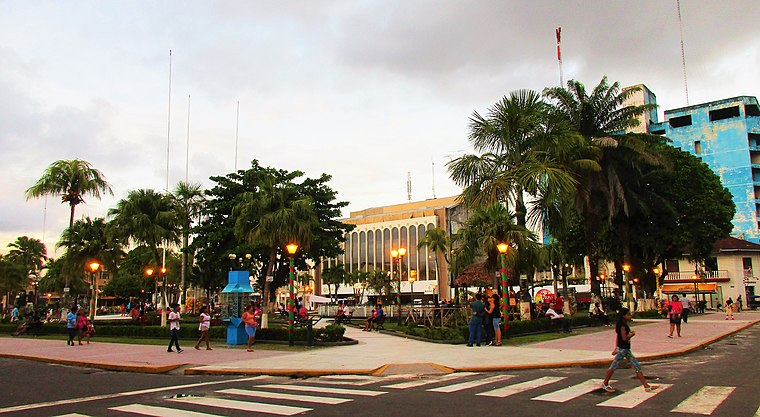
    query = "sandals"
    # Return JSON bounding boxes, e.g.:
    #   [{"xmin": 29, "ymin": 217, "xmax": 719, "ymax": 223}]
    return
[
  {"xmin": 602, "ymin": 384, "xmax": 615, "ymax": 393},
  {"xmin": 645, "ymin": 385, "xmax": 660, "ymax": 392}
]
